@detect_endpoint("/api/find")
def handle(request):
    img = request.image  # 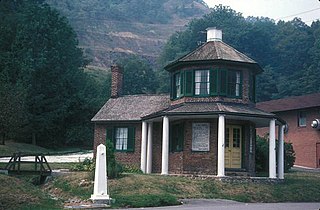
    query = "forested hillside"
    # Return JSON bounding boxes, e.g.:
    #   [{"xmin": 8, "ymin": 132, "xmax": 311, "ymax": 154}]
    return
[{"xmin": 46, "ymin": 0, "xmax": 210, "ymax": 68}]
